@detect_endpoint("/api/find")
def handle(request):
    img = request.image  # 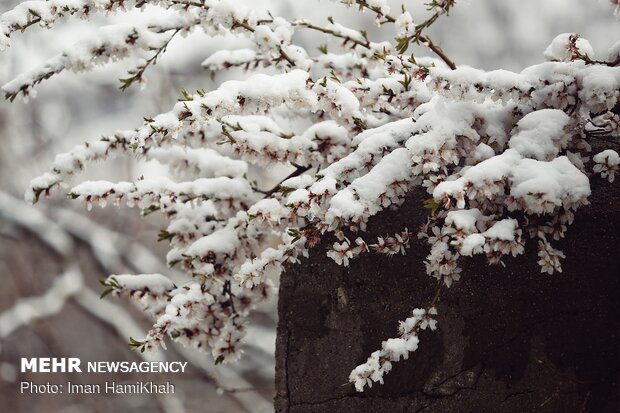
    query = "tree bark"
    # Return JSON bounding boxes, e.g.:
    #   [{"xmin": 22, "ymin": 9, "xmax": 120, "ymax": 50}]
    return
[{"xmin": 275, "ymin": 180, "xmax": 620, "ymax": 412}]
